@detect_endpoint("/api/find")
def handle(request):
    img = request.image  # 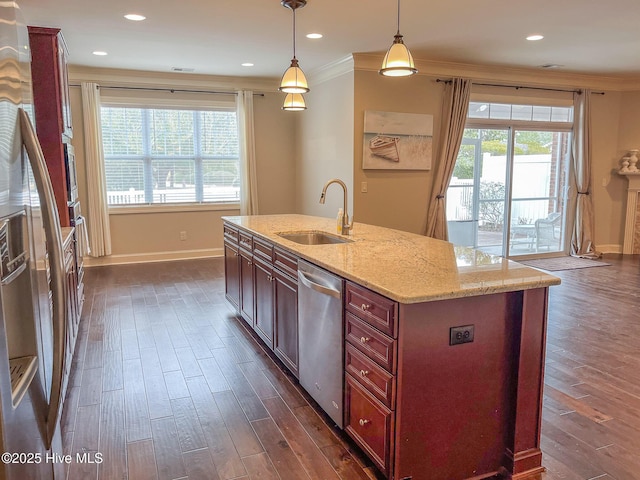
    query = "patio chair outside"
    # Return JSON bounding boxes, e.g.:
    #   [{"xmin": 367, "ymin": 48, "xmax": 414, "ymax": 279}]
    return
[{"xmin": 535, "ymin": 212, "xmax": 562, "ymax": 252}]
